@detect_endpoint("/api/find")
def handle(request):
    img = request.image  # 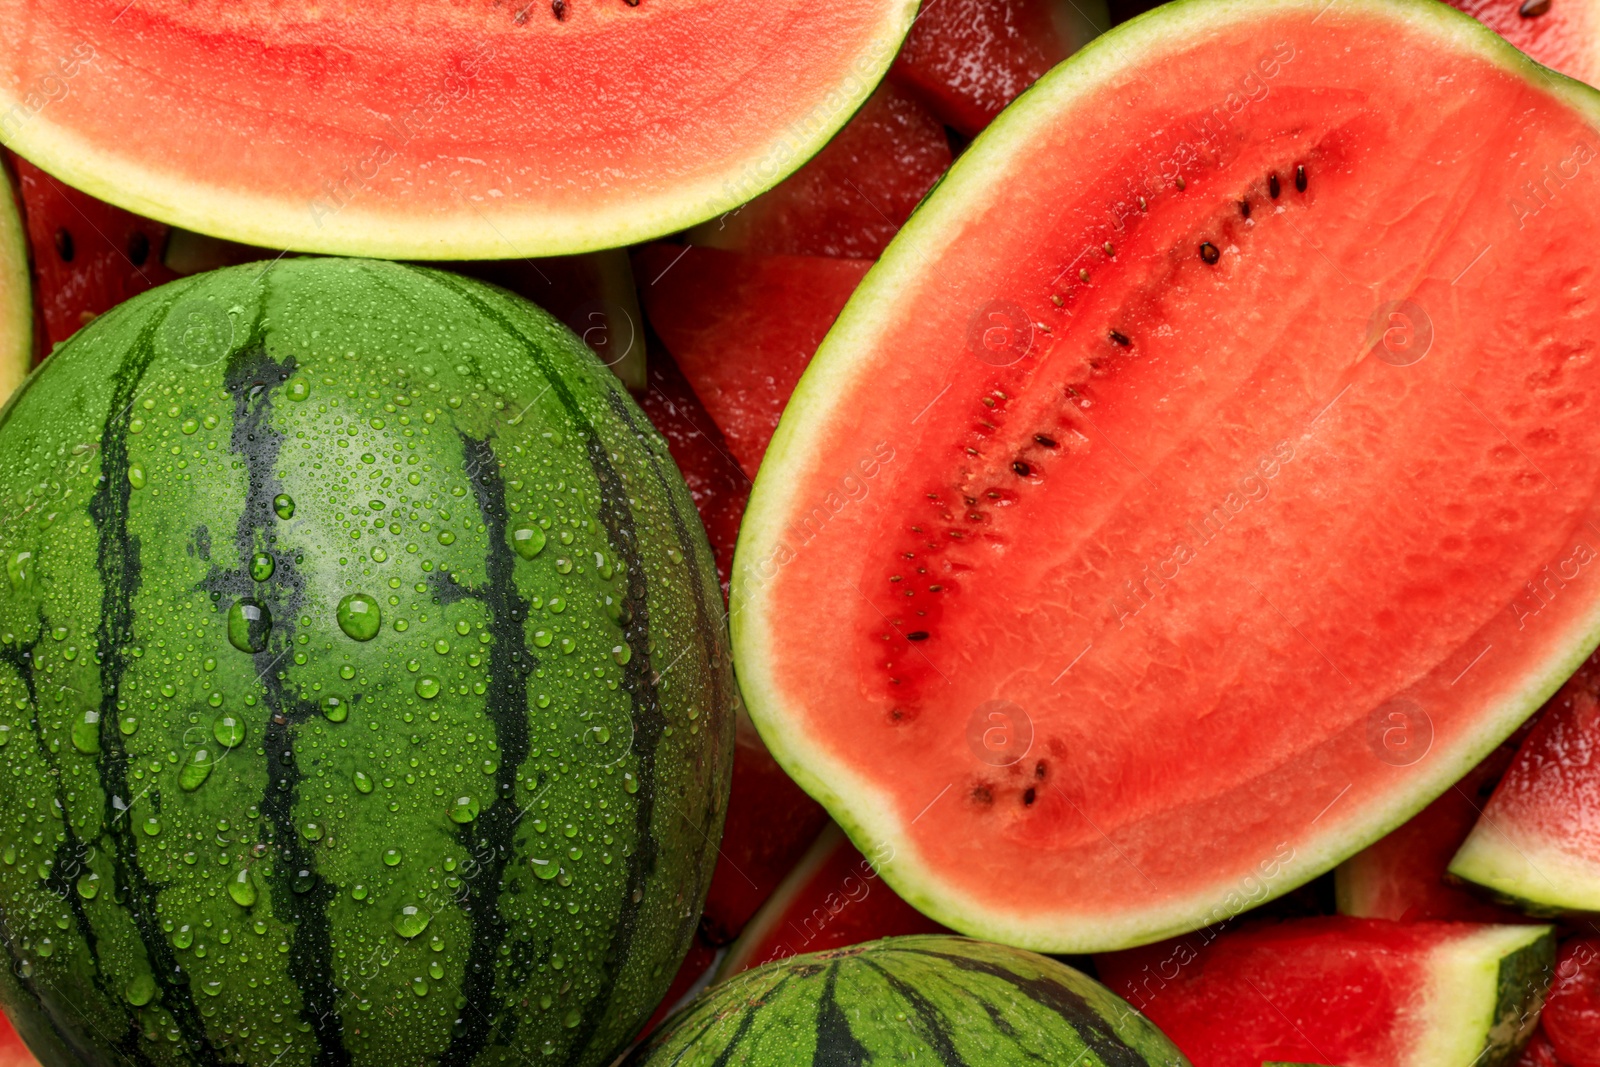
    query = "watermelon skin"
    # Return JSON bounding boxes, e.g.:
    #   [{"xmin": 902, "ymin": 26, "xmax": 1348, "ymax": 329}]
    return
[
  {"xmin": 624, "ymin": 935, "xmax": 1189, "ymax": 1066},
  {"xmin": 686, "ymin": 83, "xmax": 953, "ymax": 261},
  {"xmin": 1544, "ymin": 937, "xmax": 1600, "ymax": 1067},
  {"xmin": 635, "ymin": 246, "xmax": 870, "ymax": 477},
  {"xmin": 1096, "ymin": 918, "xmax": 1554, "ymax": 1067},
  {"xmin": 0, "ymin": 259, "xmax": 736, "ymax": 1067},
  {"xmin": 0, "ymin": 155, "xmax": 26, "ymax": 407}
]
